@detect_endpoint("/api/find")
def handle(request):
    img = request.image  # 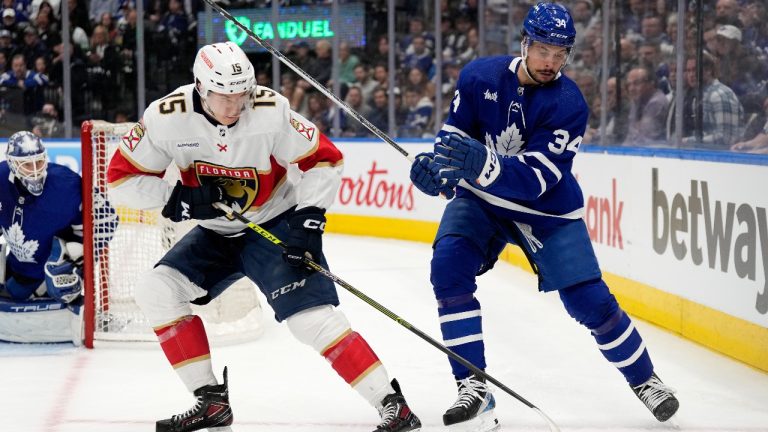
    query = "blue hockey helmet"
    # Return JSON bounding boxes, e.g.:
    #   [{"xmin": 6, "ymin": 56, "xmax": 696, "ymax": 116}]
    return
[
  {"xmin": 522, "ymin": 2, "xmax": 576, "ymax": 49},
  {"xmin": 6, "ymin": 131, "xmax": 48, "ymax": 196}
]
